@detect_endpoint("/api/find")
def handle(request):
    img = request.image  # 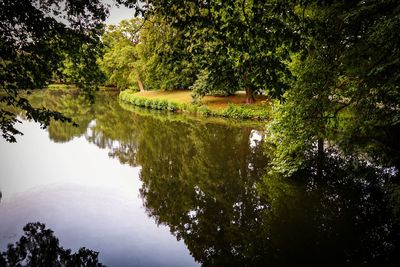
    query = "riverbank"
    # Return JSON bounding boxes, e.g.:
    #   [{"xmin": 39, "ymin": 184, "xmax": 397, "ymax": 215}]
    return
[
  {"xmin": 119, "ymin": 90, "xmax": 271, "ymax": 120},
  {"xmin": 47, "ymin": 84, "xmax": 119, "ymax": 91}
]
